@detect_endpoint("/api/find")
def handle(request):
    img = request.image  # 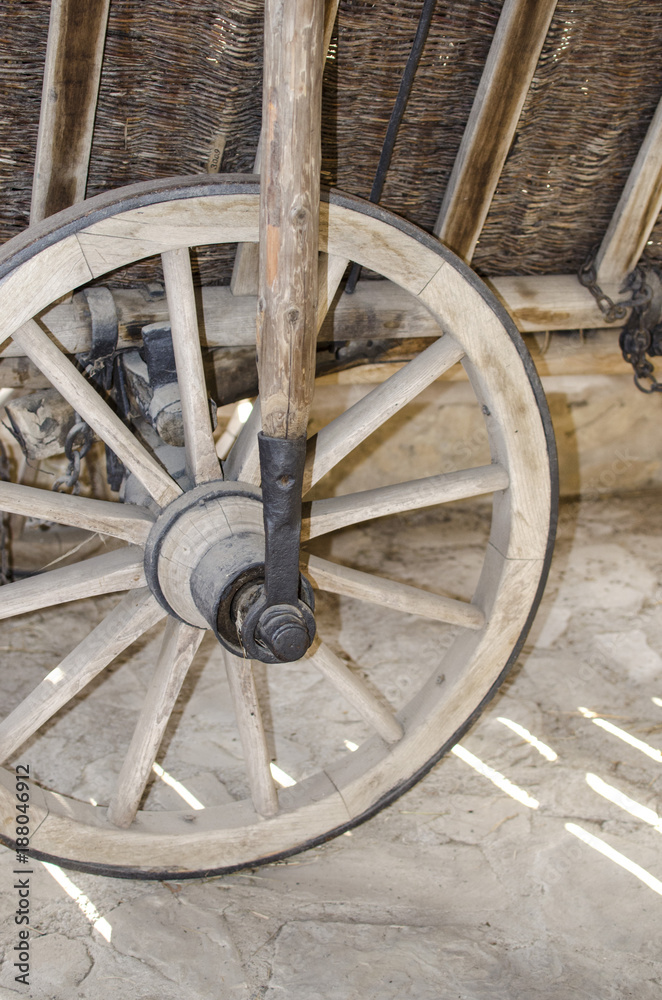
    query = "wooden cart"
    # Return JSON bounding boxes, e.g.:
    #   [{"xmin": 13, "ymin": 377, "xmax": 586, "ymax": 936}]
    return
[{"xmin": 1, "ymin": 0, "xmax": 657, "ymax": 877}]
